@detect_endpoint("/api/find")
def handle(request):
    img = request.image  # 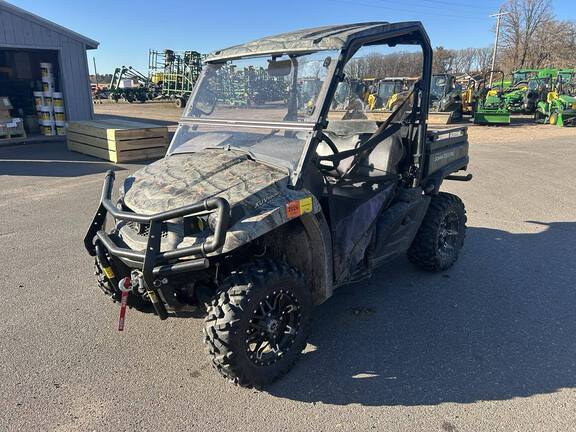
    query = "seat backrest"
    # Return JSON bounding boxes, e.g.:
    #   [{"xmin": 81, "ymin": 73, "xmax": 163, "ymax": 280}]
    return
[
  {"xmin": 358, "ymin": 132, "xmax": 404, "ymax": 176},
  {"xmin": 316, "ymin": 120, "xmax": 404, "ymax": 177}
]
